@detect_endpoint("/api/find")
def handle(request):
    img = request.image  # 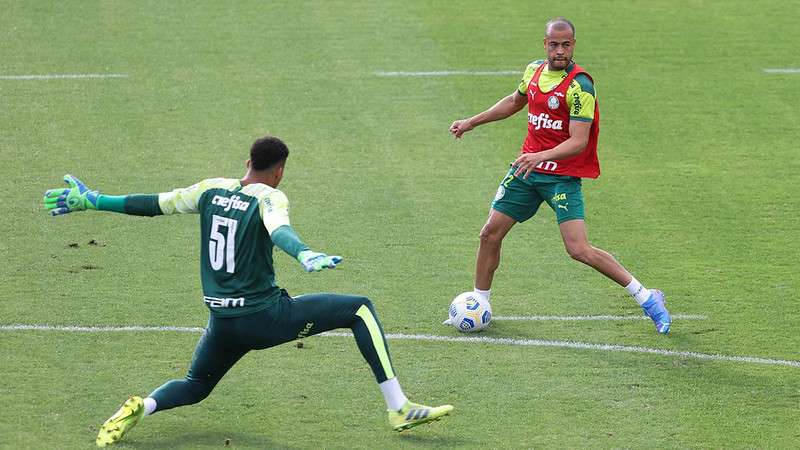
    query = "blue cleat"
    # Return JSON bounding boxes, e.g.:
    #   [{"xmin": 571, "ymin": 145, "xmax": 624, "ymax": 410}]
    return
[{"xmin": 641, "ymin": 290, "xmax": 671, "ymax": 334}]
